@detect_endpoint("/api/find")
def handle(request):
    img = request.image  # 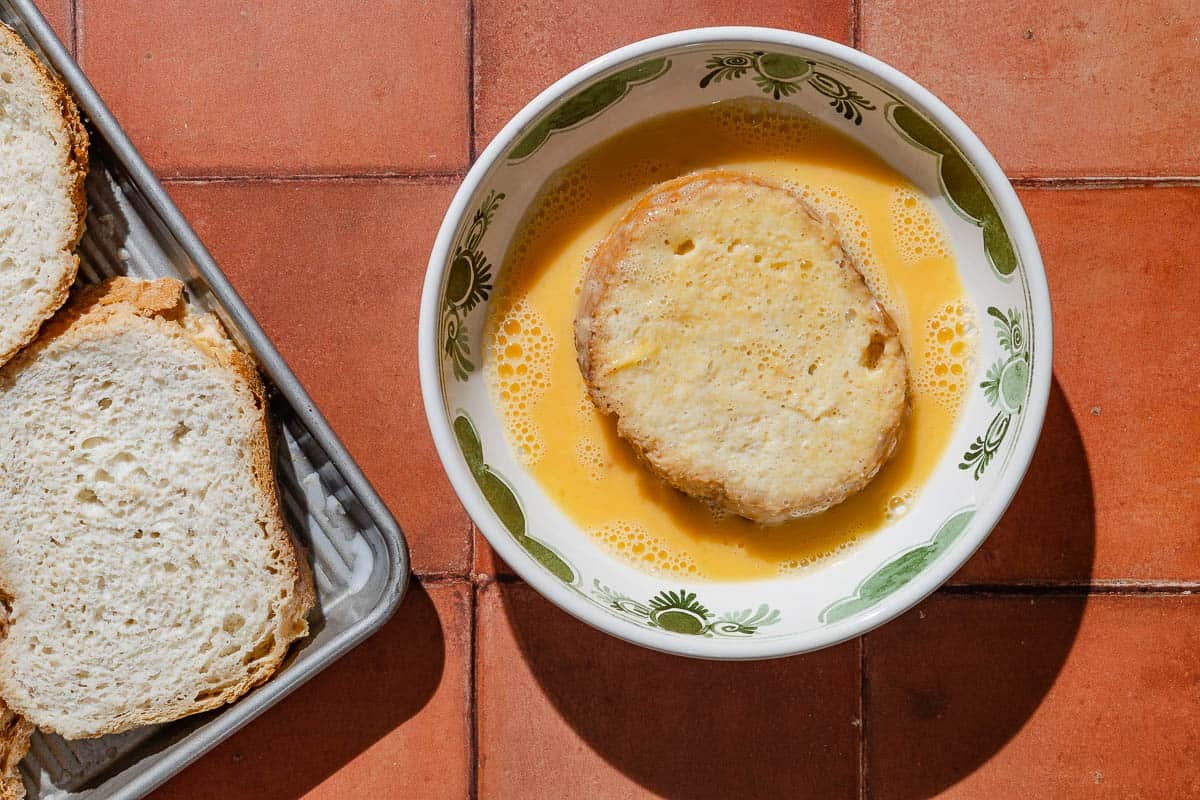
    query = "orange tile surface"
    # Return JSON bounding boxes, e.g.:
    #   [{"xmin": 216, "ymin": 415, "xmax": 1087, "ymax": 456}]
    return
[
  {"xmin": 154, "ymin": 580, "xmax": 472, "ymax": 799},
  {"xmin": 474, "ymin": 0, "xmax": 851, "ymax": 149},
  {"xmin": 167, "ymin": 179, "xmax": 471, "ymax": 576},
  {"xmin": 955, "ymin": 187, "xmax": 1200, "ymax": 584},
  {"xmin": 7, "ymin": 0, "xmax": 1196, "ymax": 797},
  {"xmin": 866, "ymin": 595, "xmax": 1200, "ymax": 798},
  {"xmin": 476, "ymin": 581, "xmax": 861, "ymax": 799},
  {"xmin": 861, "ymin": 0, "xmax": 1200, "ymax": 178},
  {"xmin": 76, "ymin": 0, "xmax": 469, "ymax": 177},
  {"xmin": 474, "ymin": 531, "xmax": 515, "ymax": 579},
  {"xmin": 30, "ymin": 0, "xmax": 69, "ymax": 48}
]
